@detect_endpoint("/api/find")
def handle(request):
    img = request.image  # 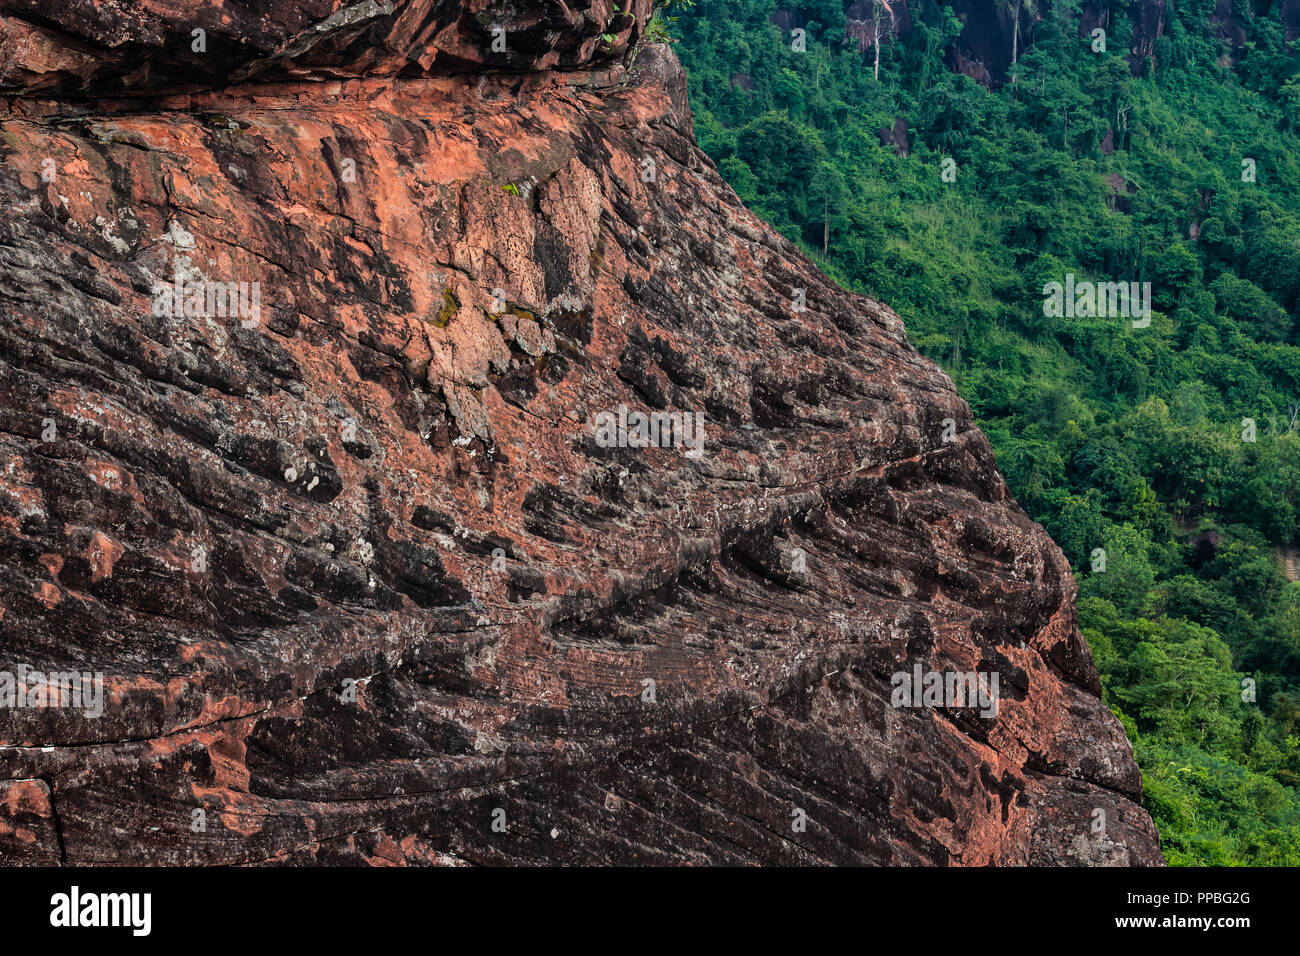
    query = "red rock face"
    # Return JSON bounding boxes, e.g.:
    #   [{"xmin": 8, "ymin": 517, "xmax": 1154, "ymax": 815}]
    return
[
  {"xmin": 846, "ymin": 0, "xmax": 912, "ymax": 55},
  {"xmin": 0, "ymin": 2, "xmax": 1161, "ymax": 865}
]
